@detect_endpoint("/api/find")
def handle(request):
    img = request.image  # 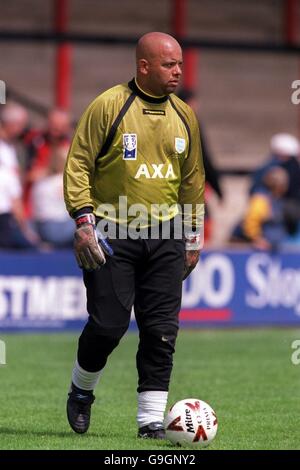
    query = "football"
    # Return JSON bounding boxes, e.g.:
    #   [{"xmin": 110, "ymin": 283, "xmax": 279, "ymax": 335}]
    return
[{"xmin": 164, "ymin": 398, "xmax": 218, "ymax": 447}]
